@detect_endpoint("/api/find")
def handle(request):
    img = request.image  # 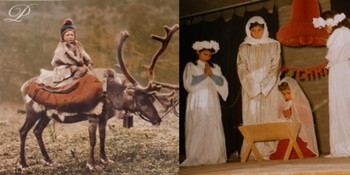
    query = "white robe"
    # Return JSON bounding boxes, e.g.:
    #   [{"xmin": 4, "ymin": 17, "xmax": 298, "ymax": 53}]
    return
[
  {"xmin": 181, "ymin": 60, "xmax": 228, "ymax": 166},
  {"xmin": 326, "ymin": 27, "xmax": 350, "ymax": 157},
  {"xmin": 237, "ymin": 16, "xmax": 281, "ymax": 159}
]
